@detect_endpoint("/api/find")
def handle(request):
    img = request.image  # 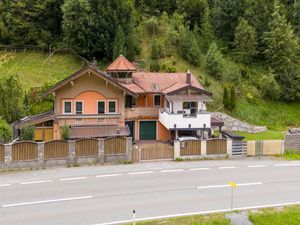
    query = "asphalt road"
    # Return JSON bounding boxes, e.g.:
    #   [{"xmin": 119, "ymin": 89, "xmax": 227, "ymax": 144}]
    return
[{"xmin": 1, "ymin": 158, "xmax": 300, "ymax": 225}]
